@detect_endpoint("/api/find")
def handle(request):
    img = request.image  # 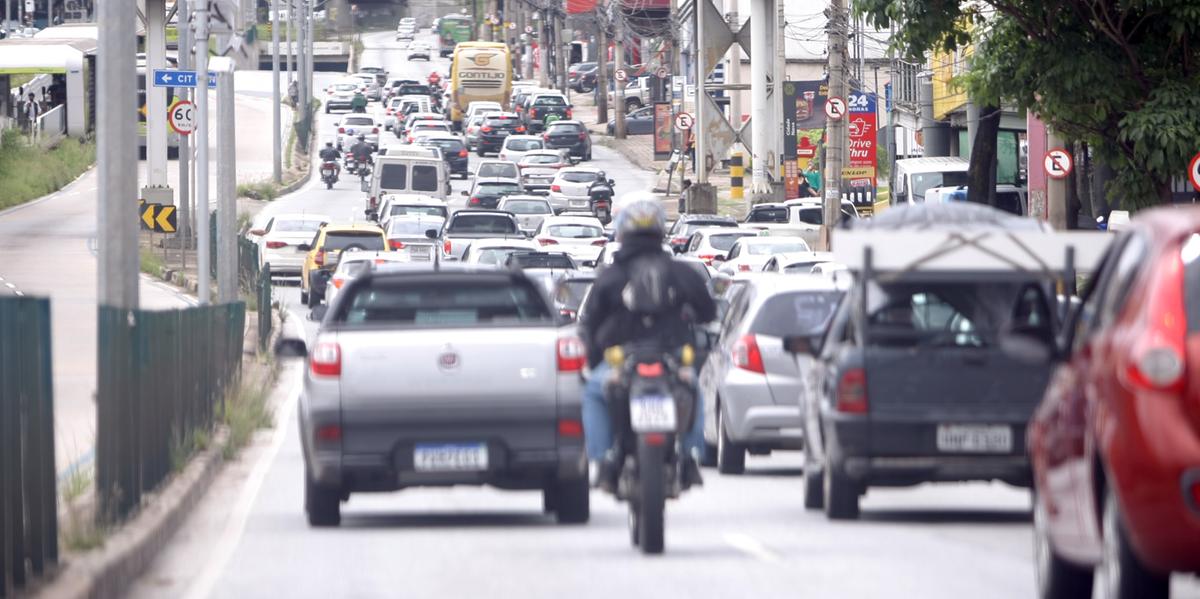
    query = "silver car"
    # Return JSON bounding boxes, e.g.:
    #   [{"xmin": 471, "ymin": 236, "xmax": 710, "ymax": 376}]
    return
[
  {"xmin": 278, "ymin": 264, "xmax": 589, "ymax": 527},
  {"xmin": 699, "ymin": 274, "xmax": 844, "ymax": 474}
]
